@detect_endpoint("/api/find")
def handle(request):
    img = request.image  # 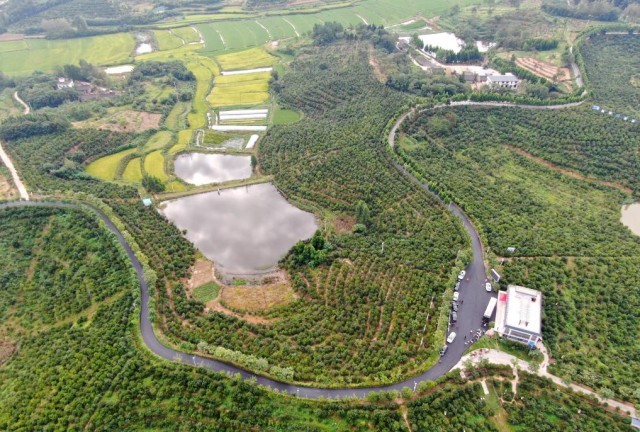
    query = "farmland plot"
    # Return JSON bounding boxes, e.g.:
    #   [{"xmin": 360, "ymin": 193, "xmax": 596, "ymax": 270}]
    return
[
  {"xmin": 215, "ymin": 47, "xmax": 277, "ymax": 71},
  {"xmin": 0, "ymin": 34, "xmax": 135, "ymax": 75},
  {"xmin": 207, "ymin": 72, "xmax": 270, "ymax": 107},
  {"xmin": 86, "ymin": 148, "xmax": 137, "ymax": 181}
]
